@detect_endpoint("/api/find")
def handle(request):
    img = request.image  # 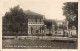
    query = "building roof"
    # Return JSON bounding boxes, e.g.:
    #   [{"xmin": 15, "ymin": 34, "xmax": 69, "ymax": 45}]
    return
[
  {"xmin": 24, "ymin": 10, "xmax": 43, "ymax": 16},
  {"xmin": 24, "ymin": 10, "xmax": 43, "ymax": 19}
]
